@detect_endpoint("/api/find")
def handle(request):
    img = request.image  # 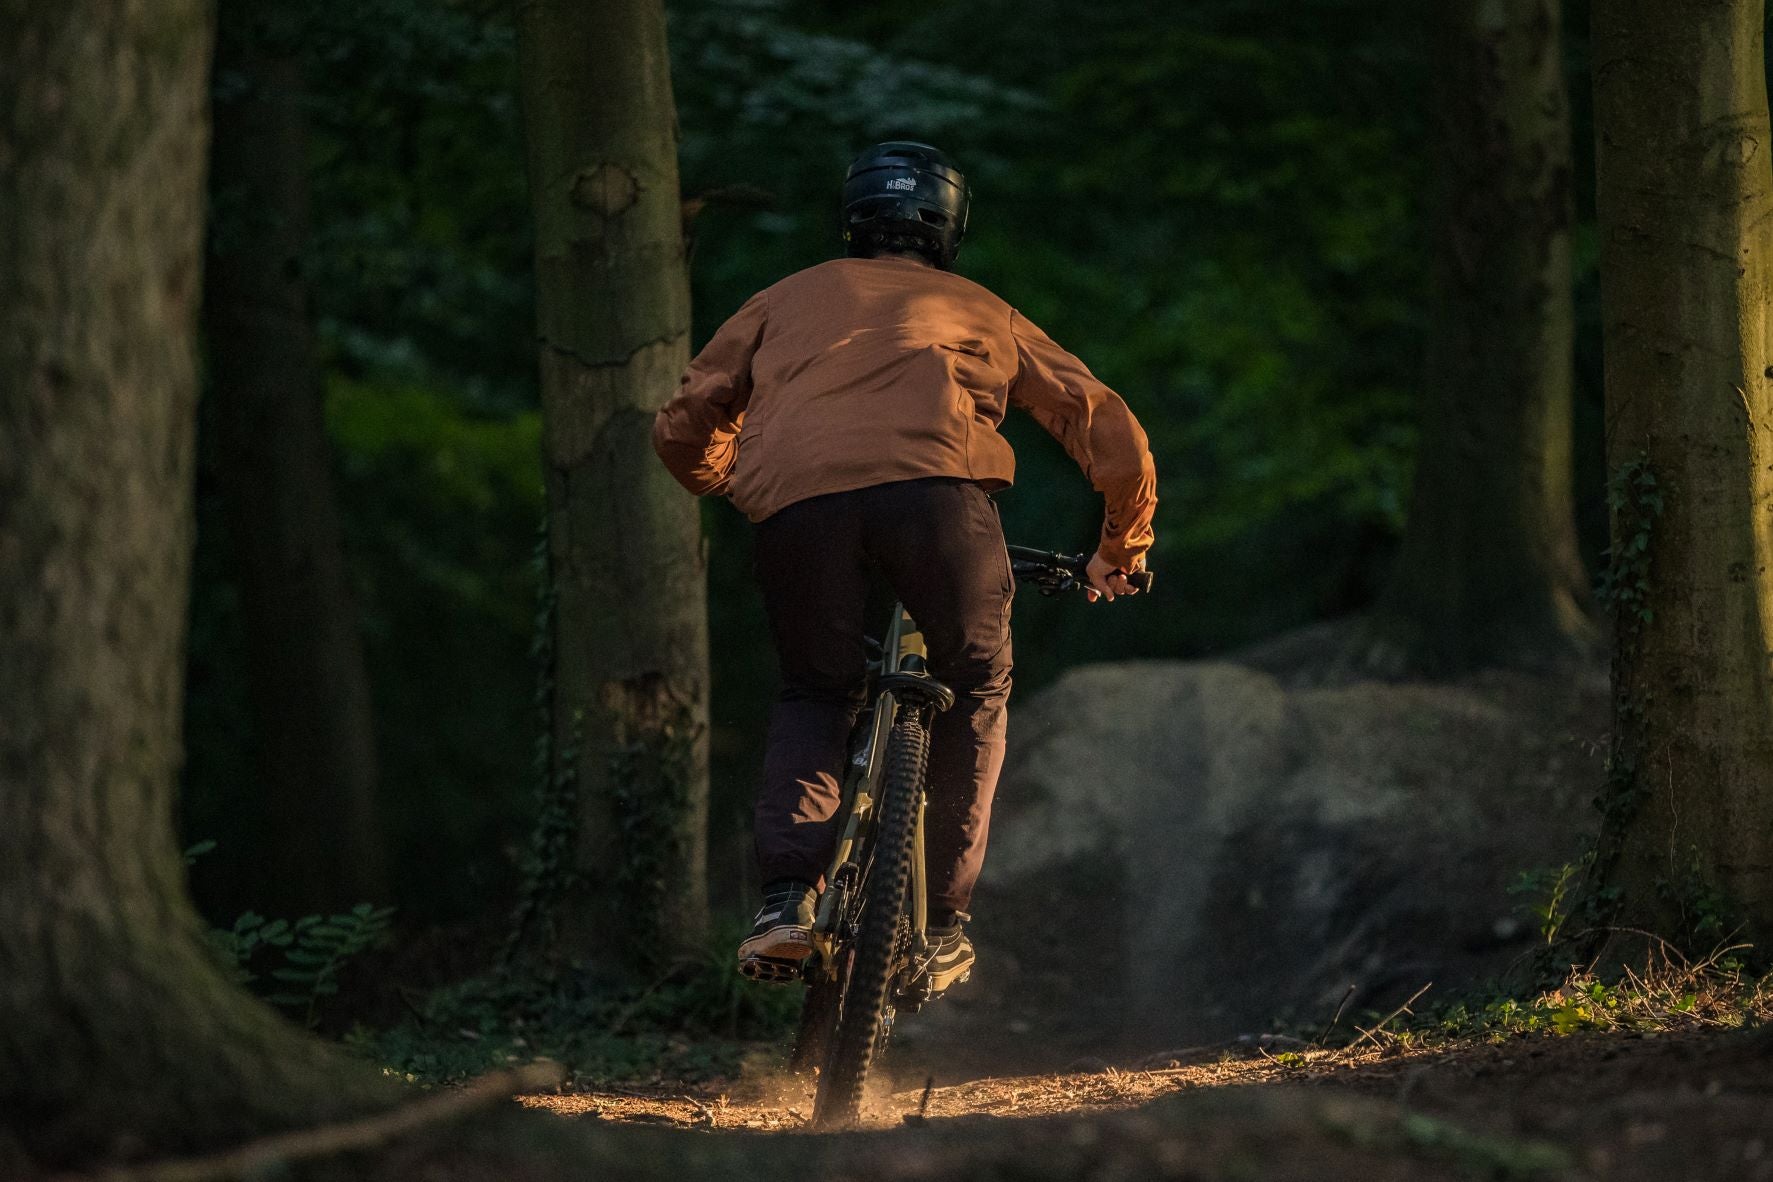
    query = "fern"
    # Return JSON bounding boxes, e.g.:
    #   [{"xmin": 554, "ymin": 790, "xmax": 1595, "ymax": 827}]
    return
[{"xmin": 211, "ymin": 903, "xmax": 395, "ymax": 1026}]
